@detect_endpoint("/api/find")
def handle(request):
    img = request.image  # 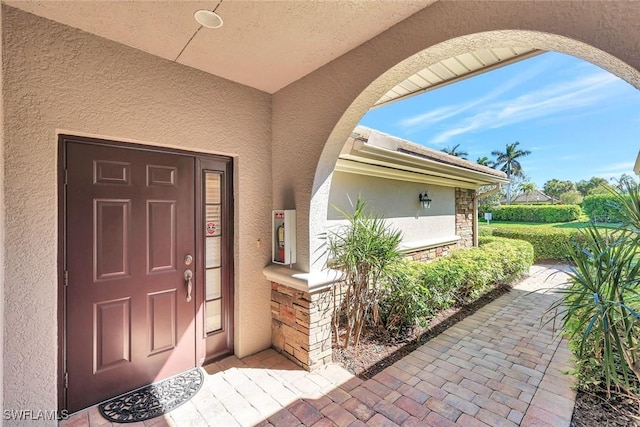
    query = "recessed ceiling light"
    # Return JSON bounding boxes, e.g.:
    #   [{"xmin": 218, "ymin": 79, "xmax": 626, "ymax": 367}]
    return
[{"xmin": 194, "ymin": 9, "xmax": 223, "ymax": 29}]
